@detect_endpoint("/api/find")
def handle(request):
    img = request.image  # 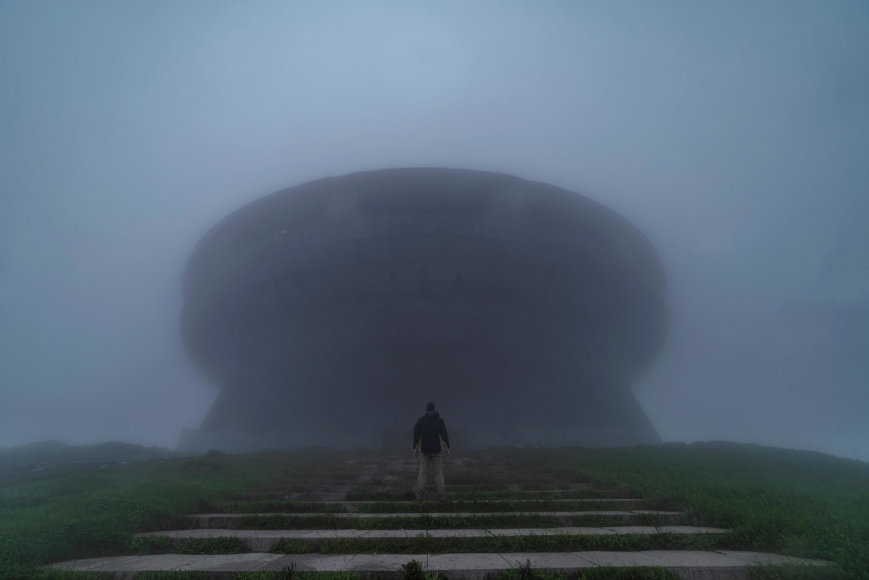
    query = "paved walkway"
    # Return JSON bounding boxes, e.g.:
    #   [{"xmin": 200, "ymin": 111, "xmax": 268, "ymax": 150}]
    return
[
  {"xmin": 54, "ymin": 551, "xmax": 828, "ymax": 577},
  {"xmin": 50, "ymin": 450, "xmax": 830, "ymax": 578}
]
